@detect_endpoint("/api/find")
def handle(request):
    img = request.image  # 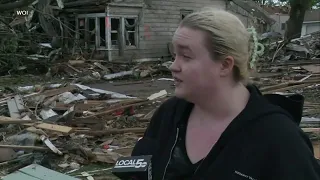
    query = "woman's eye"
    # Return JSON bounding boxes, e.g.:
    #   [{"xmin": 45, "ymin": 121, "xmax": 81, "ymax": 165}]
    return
[{"xmin": 183, "ymin": 55, "xmax": 191, "ymax": 59}]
